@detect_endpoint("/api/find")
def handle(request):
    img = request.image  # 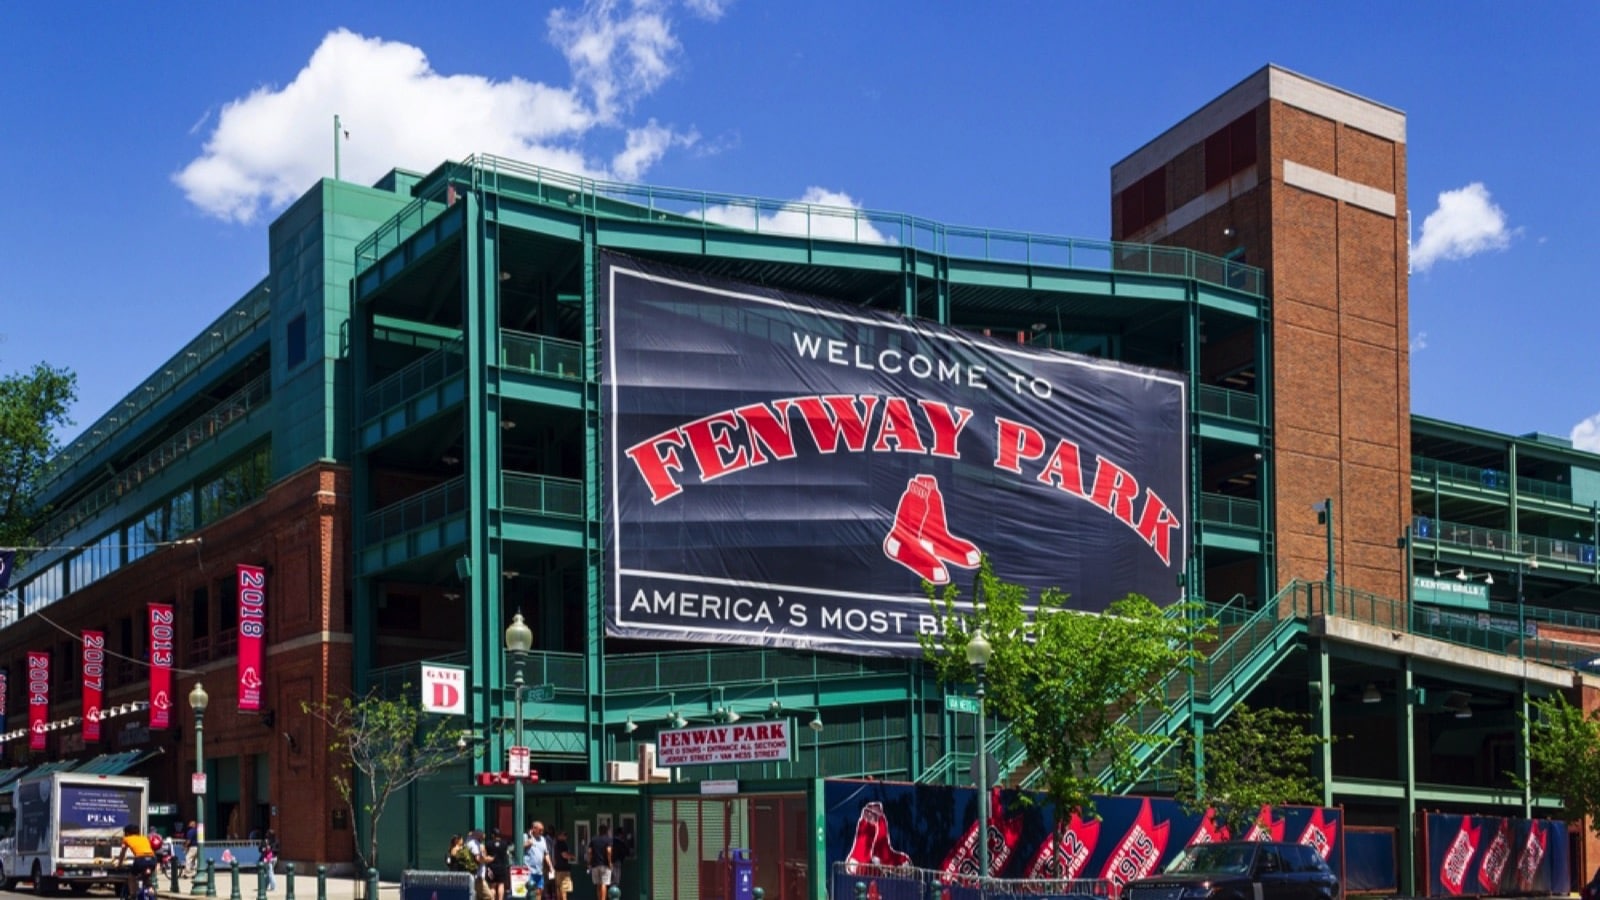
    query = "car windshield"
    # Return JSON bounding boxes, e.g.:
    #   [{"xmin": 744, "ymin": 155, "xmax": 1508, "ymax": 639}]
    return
[{"xmin": 1166, "ymin": 844, "xmax": 1254, "ymax": 875}]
